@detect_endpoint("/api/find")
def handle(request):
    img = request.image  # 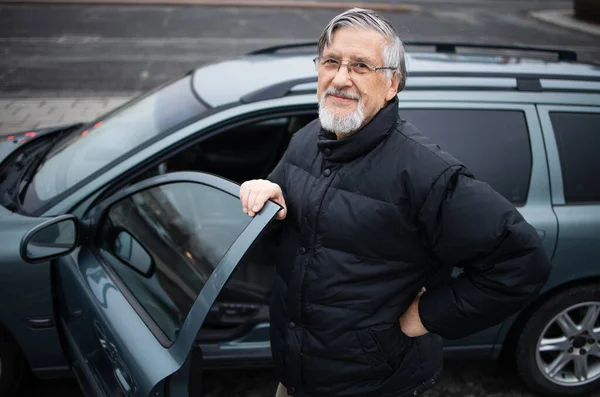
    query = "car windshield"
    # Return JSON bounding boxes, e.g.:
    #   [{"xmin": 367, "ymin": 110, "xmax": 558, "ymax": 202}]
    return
[{"xmin": 20, "ymin": 74, "xmax": 208, "ymax": 215}]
